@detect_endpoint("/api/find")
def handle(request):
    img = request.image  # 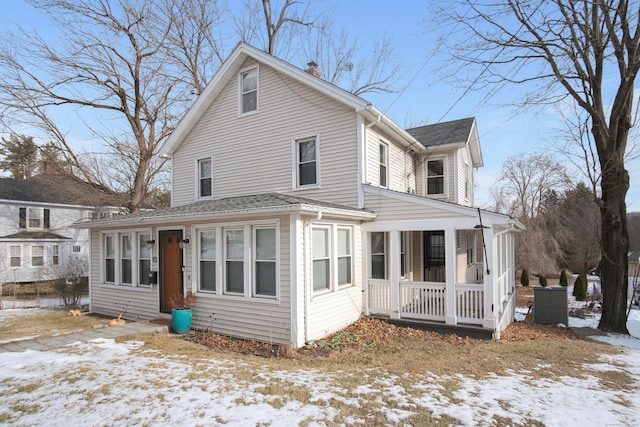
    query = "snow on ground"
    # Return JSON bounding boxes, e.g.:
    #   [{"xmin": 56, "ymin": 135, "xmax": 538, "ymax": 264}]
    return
[{"xmin": 1, "ymin": 289, "xmax": 640, "ymax": 426}]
